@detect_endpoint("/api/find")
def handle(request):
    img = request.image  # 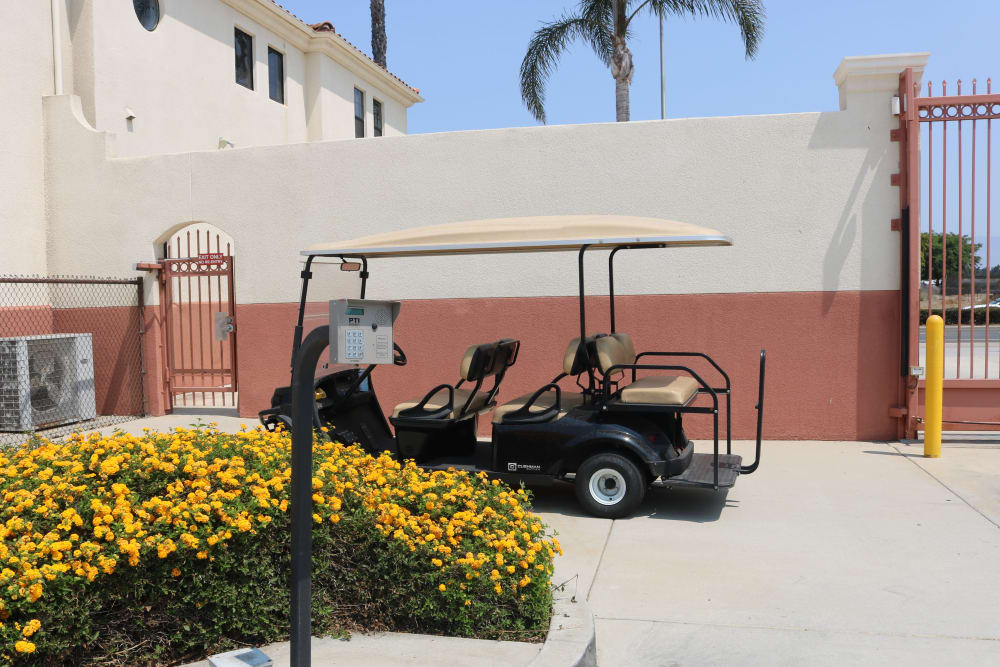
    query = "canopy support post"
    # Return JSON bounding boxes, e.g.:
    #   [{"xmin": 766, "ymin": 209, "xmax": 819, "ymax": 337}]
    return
[
  {"xmin": 579, "ymin": 245, "xmax": 594, "ymax": 393},
  {"xmin": 609, "ymin": 246, "xmax": 625, "ymax": 333},
  {"xmin": 290, "ymin": 255, "xmax": 315, "ymax": 371}
]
